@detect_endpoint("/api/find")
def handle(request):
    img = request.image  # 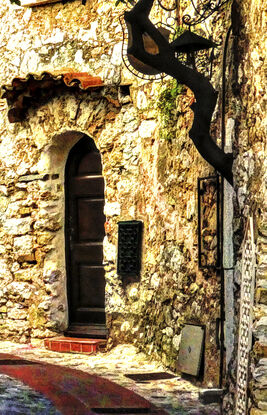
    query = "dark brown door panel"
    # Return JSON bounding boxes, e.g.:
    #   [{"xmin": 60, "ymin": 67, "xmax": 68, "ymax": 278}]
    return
[
  {"xmin": 77, "ymin": 198, "xmax": 105, "ymax": 241},
  {"xmin": 70, "ymin": 176, "xmax": 105, "ymax": 196},
  {"xmin": 65, "ymin": 136, "xmax": 106, "ymax": 335},
  {"xmin": 72, "ymin": 243, "xmax": 103, "ymax": 263}
]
